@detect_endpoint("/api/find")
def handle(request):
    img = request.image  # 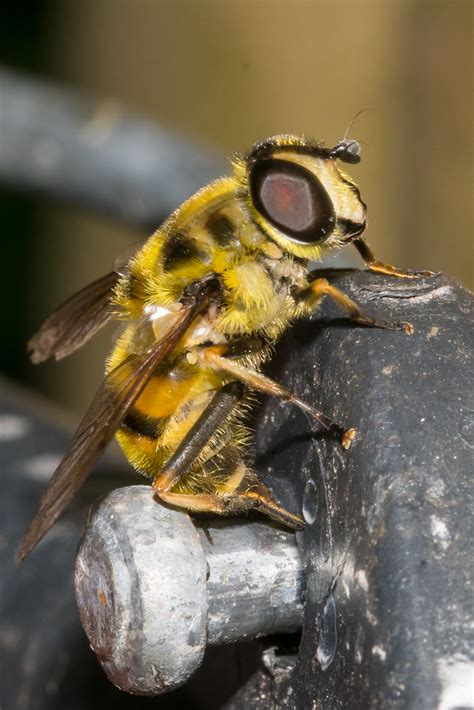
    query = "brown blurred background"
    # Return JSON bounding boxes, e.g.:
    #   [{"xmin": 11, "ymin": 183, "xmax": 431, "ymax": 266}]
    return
[{"xmin": 1, "ymin": 0, "xmax": 472, "ymax": 414}]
